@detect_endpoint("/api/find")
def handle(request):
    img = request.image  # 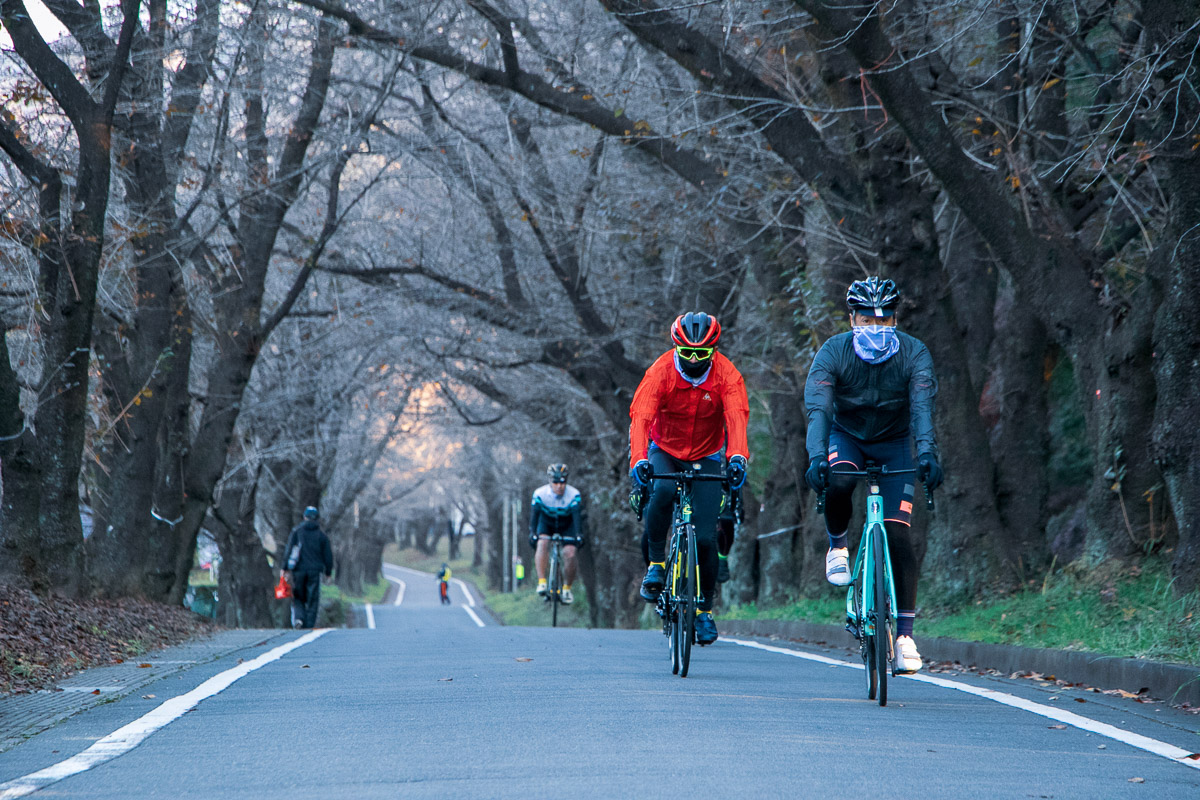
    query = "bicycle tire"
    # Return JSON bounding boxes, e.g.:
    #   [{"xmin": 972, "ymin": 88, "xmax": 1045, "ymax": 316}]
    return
[
  {"xmin": 550, "ymin": 547, "xmax": 561, "ymax": 628},
  {"xmin": 666, "ymin": 535, "xmax": 681, "ymax": 674},
  {"xmin": 872, "ymin": 525, "xmax": 890, "ymax": 706},
  {"xmin": 856, "ymin": 571, "xmax": 876, "ymax": 700},
  {"xmin": 678, "ymin": 524, "xmax": 696, "ymax": 677}
]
